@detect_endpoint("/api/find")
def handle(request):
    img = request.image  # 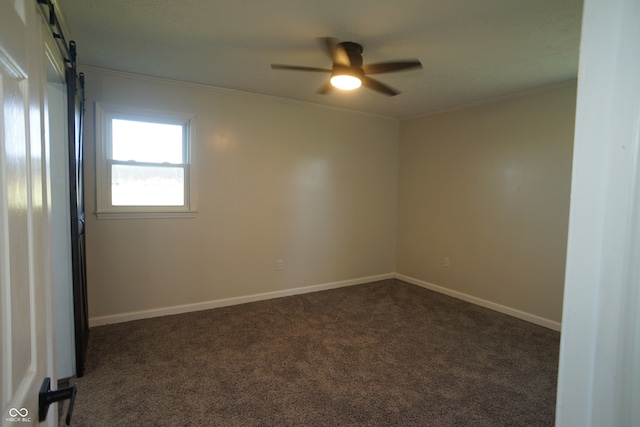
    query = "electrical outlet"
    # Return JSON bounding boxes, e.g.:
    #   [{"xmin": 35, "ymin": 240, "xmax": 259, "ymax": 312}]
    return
[
  {"xmin": 443, "ymin": 257, "xmax": 450, "ymax": 268},
  {"xmin": 276, "ymin": 259, "xmax": 283, "ymax": 271}
]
